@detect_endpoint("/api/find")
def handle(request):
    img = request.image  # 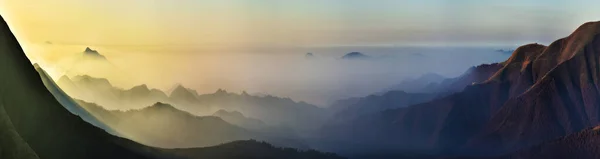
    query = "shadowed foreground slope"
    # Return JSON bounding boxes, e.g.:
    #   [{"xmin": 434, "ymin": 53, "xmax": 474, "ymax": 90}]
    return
[{"xmin": 0, "ymin": 15, "xmax": 343, "ymax": 159}]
